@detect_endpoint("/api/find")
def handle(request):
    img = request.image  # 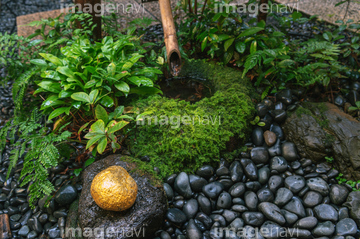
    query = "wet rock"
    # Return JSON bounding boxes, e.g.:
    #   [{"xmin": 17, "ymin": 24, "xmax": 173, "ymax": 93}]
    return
[
  {"xmin": 258, "ymin": 167, "xmax": 270, "ymax": 185},
  {"xmin": 78, "ymin": 155, "xmax": 167, "ymax": 238},
  {"xmin": 335, "ymin": 218, "xmax": 357, "ymax": 236},
  {"xmin": 281, "ymin": 142, "xmax": 298, "ymax": 162},
  {"xmin": 242, "ymin": 212, "xmax": 264, "ymax": 227},
  {"xmin": 196, "ymin": 166, "xmax": 214, "ymax": 180},
  {"xmin": 240, "ymin": 159, "xmax": 258, "ymax": 181},
  {"xmin": 314, "ymin": 204, "xmax": 339, "ymax": 222},
  {"xmin": 303, "ymin": 191, "xmax": 323, "ymax": 208},
  {"xmin": 330, "ymin": 184, "xmax": 349, "ymax": 205},
  {"xmin": 54, "ymin": 185, "xmax": 77, "ymax": 206},
  {"xmin": 244, "ymin": 191, "xmax": 258, "ymax": 211},
  {"xmin": 258, "ymin": 202, "xmax": 286, "ymax": 225},
  {"xmin": 343, "ymin": 191, "xmax": 360, "ymax": 226},
  {"xmin": 257, "ymin": 188, "xmax": 274, "ymax": 202},
  {"xmin": 283, "ymin": 197, "xmax": 306, "ymax": 218},
  {"xmin": 183, "ymin": 199, "xmax": 198, "ymax": 219},
  {"xmin": 293, "ymin": 216, "xmax": 318, "ymax": 229},
  {"xmin": 217, "ymin": 192, "xmax": 232, "ymax": 209},
  {"xmin": 197, "ymin": 195, "xmax": 211, "ymax": 215},
  {"xmin": 264, "ymin": 130, "xmax": 277, "ymax": 147},
  {"xmin": 270, "ymin": 156, "xmax": 288, "ymax": 173},
  {"xmin": 274, "ymin": 187, "xmax": 293, "ymax": 207},
  {"xmin": 189, "ymin": 175, "xmax": 207, "ymax": 192},
  {"xmin": 285, "ymin": 175, "xmax": 306, "ymax": 193},
  {"xmin": 251, "ymin": 147, "xmax": 269, "ymax": 164},
  {"xmin": 312, "ymin": 221, "xmax": 335, "ymax": 237},
  {"xmin": 202, "ymin": 182, "xmax": 224, "ymax": 199},
  {"xmin": 281, "ymin": 209, "xmax": 298, "ymax": 225},
  {"xmin": 283, "ymin": 102, "xmax": 360, "ymax": 180},
  {"xmin": 229, "ymin": 182, "xmax": 245, "ymax": 197},
  {"xmin": 229, "ymin": 161, "xmax": 243, "ymax": 182},
  {"xmin": 186, "ymin": 219, "xmax": 202, "ymax": 239},
  {"xmin": 252, "ymin": 127, "xmax": 264, "ymax": 146},
  {"xmin": 174, "ymin": 172, "xmax": 193, "ymax": 199},
  {"xmin": 306, "ymin": 177, "xmax": 330, "ymax": 196},
  {"xmin": 260, "ymin": 221, "xmax": 286, "ymax": 239}
]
